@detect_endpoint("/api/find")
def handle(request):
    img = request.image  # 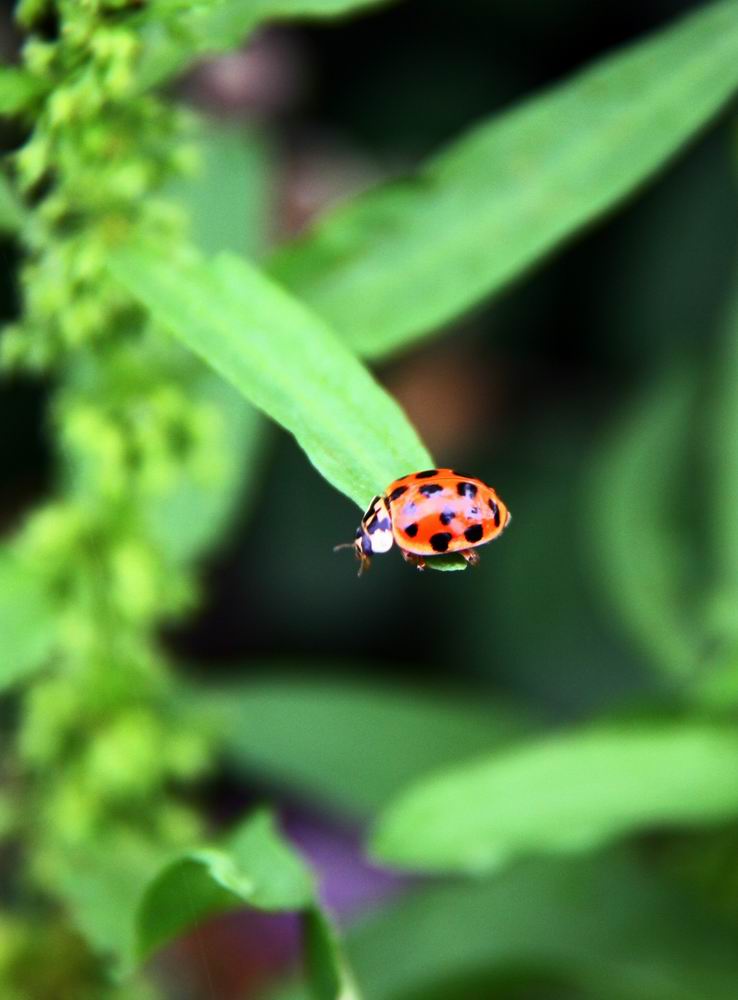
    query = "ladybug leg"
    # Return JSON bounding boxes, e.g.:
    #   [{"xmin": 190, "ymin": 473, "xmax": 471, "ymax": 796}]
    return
[
  {"xmin": 461, "ymin": 549, "xmax": 480, "ymax": 567},
  {"xmin": 401, "ymin": 551, "xmax": 426, "ymax": 572}
]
